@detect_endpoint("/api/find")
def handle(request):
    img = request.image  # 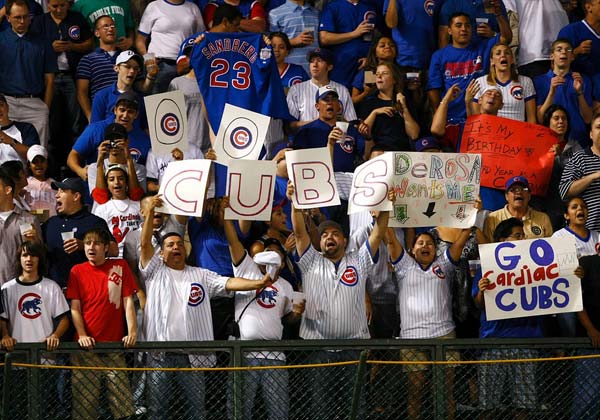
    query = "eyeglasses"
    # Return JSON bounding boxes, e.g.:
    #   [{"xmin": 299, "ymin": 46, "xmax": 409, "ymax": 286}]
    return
[
  {"xmin": 553, "ymin": 47, "xmax": 573, "ymax": 53},
  {"xmin": 508, "ymin": 186, "xmax": 529, "ymax": 193},
  {"xmin": 97, "ymin": 24, "xmax": 116, "ymax": 31}
]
